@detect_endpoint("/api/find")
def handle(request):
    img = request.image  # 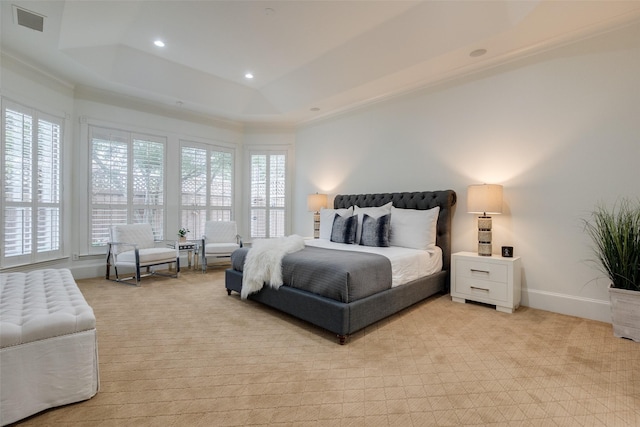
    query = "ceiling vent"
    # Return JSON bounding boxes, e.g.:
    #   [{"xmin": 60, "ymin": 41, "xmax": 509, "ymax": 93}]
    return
[{"xmin": 13, "ymin": 5, "xmax": 45, "ymax": 32}]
